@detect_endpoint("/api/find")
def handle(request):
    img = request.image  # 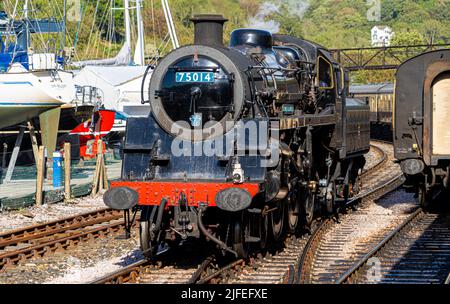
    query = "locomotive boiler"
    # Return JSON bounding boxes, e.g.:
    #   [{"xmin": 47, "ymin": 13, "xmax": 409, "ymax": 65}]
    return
[
  {"xmin": 394, "ymin": 49, "xmax": 450, "ymax": 207},
  {"xmin": 104, "ymin": 15, "xmax": 370, "ymax": 258}
]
